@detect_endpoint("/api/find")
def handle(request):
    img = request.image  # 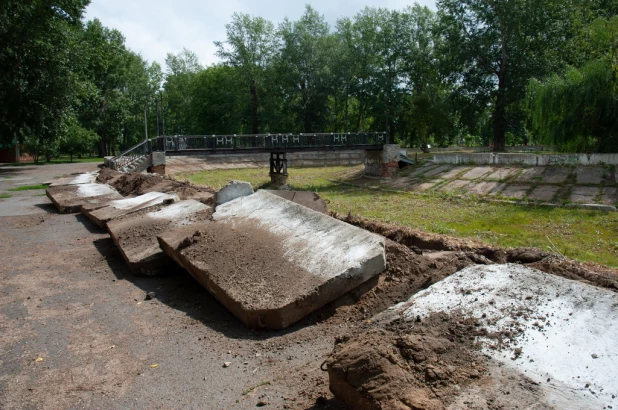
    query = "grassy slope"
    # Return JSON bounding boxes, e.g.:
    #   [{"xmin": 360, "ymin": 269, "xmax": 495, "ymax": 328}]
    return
[{"xmin": 178, "ymin": 165, "xmax": 618, "ymax": 268}]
